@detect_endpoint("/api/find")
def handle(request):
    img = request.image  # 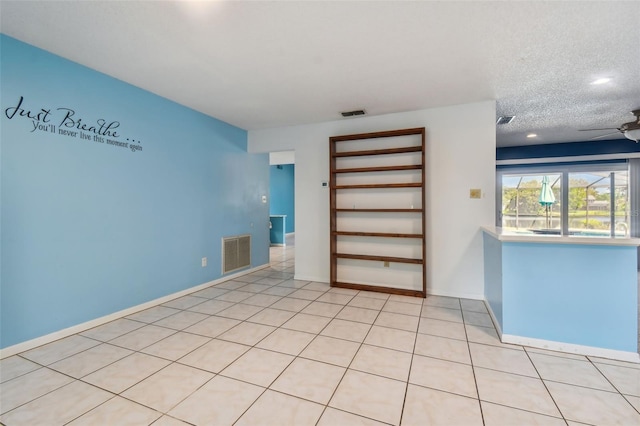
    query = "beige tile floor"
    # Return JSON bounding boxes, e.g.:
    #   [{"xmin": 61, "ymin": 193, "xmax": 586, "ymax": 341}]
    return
[{"xmin": 1, "ymin": 239, "xmax": 639, "ymax": 425}]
